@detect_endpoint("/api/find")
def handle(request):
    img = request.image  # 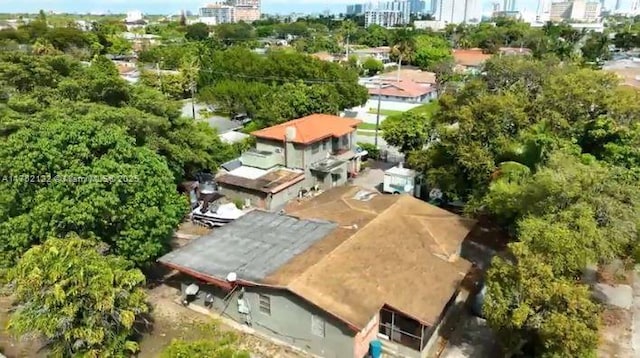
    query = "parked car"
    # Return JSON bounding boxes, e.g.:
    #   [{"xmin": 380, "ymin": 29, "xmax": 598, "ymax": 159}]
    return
[{"xmin": 233, "ymin": 113, "xmax": 252, "ymax": 125}]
